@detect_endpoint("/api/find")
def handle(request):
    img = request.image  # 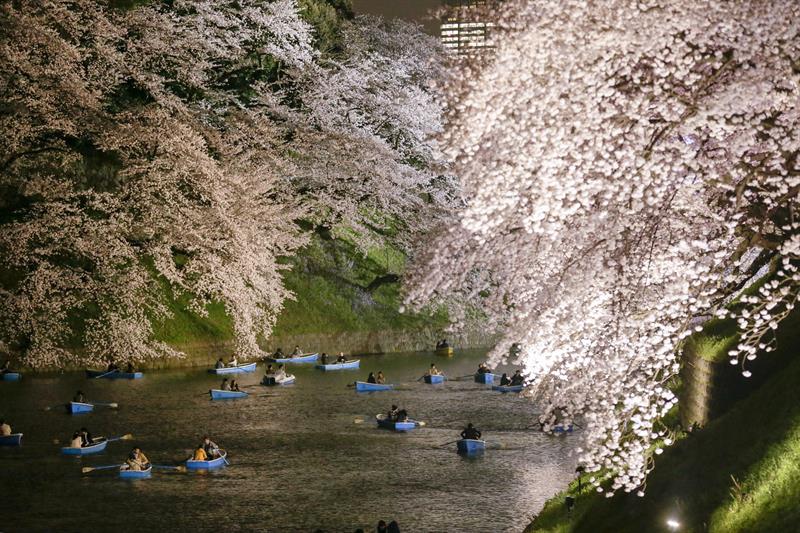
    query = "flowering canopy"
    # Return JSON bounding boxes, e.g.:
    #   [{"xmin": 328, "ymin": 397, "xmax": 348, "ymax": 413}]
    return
[{"xmin": 406, "ymin": 0, "xmax": 799, "ymax": 493}]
